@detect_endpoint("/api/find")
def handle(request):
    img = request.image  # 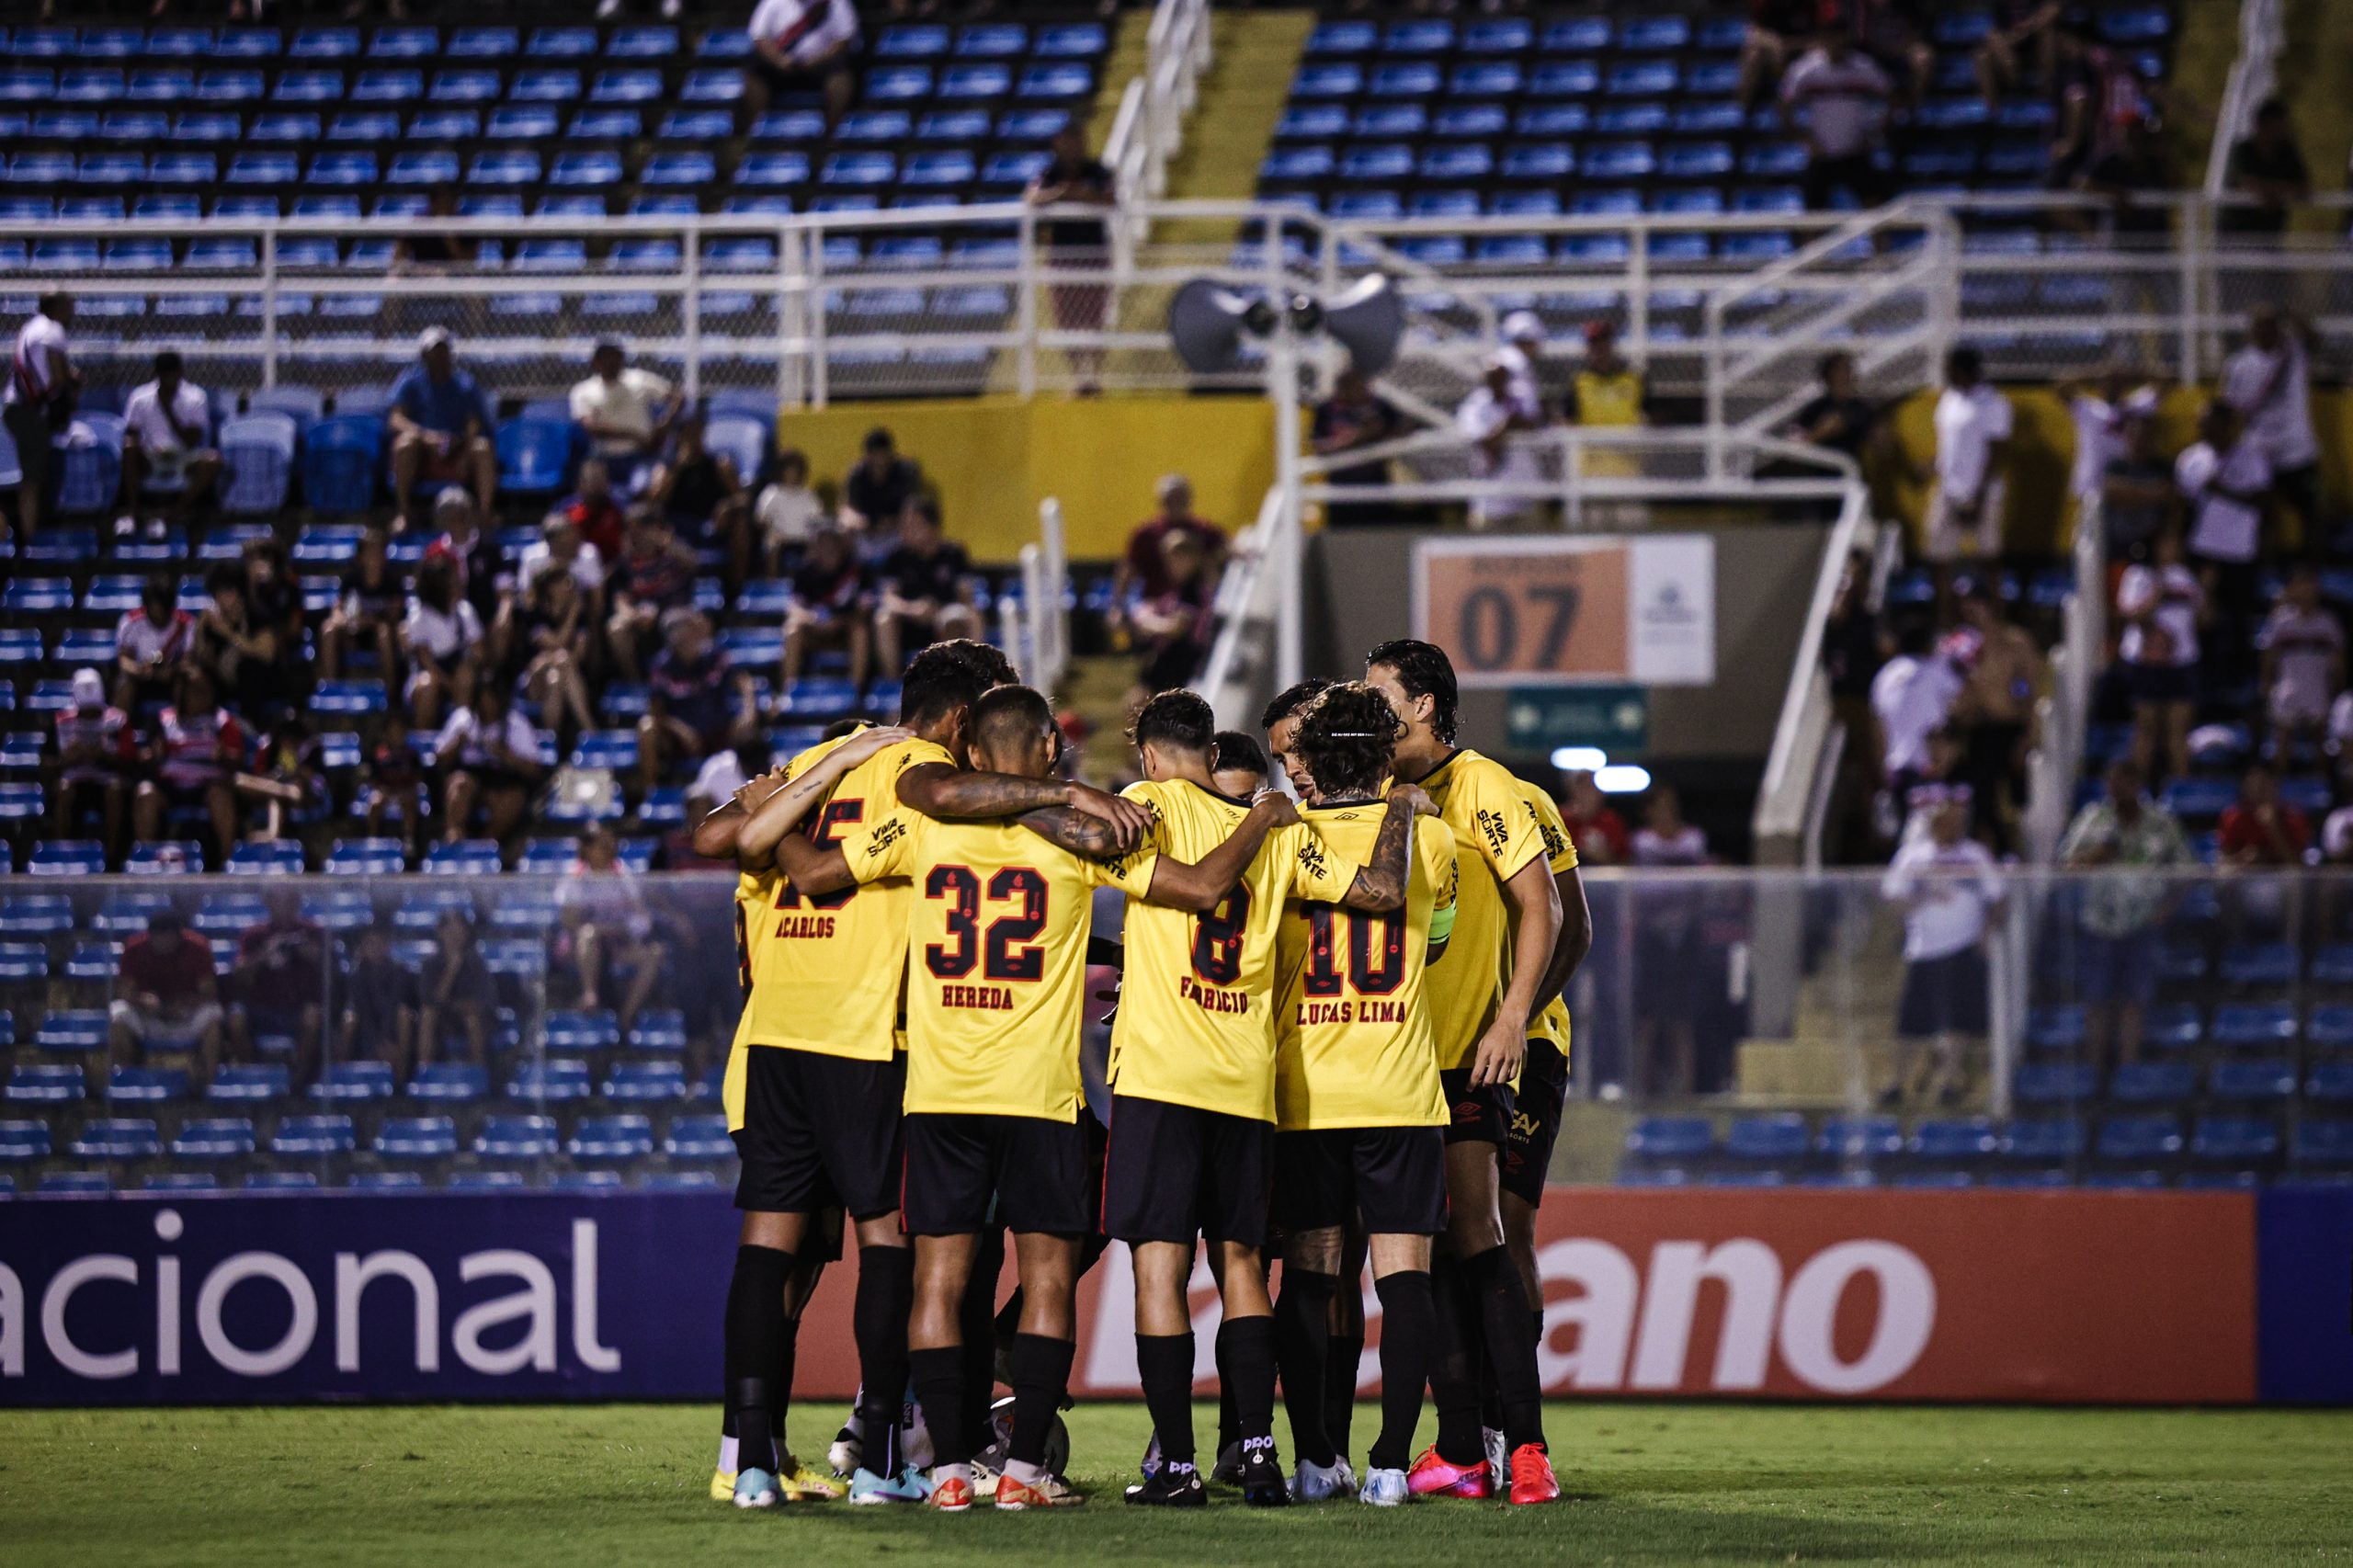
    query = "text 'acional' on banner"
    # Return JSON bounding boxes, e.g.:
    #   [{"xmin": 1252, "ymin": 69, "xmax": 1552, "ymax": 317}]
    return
[{"xmin": 1409, "ymin": 534, "xmax": 1717, "ymax": 689}]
